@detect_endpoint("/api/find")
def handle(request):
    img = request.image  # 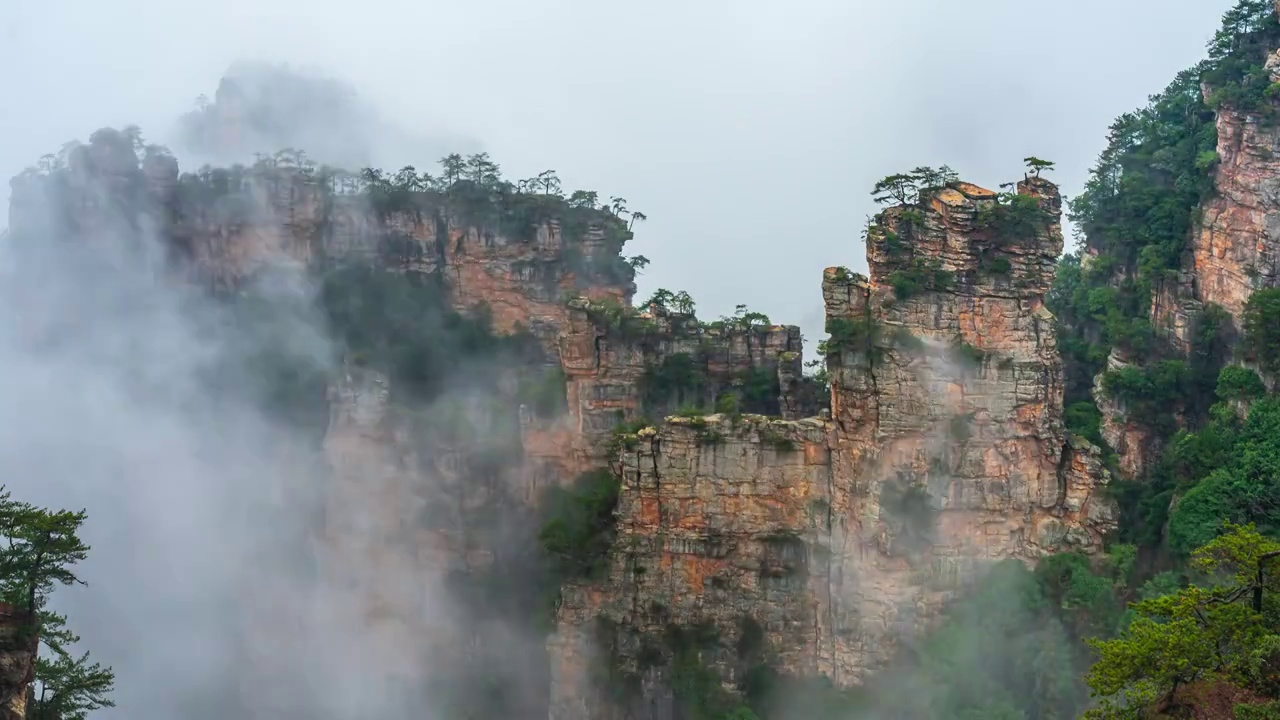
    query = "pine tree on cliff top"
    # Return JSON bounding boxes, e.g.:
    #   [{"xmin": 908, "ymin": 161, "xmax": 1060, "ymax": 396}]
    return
[{"xmin": 0, "ymin": 488, "xmax": 114, "ymax": 720}]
